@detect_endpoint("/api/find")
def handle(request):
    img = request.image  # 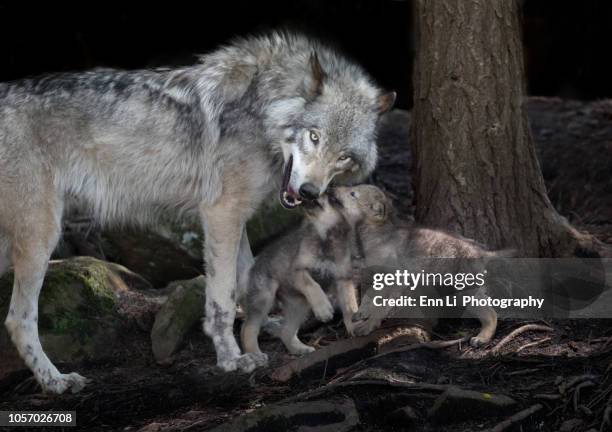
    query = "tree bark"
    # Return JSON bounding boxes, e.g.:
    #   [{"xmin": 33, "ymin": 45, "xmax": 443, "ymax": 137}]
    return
[{"xmin": 411, "ymin": 0, "xmax": 592, "ymax": 257}]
